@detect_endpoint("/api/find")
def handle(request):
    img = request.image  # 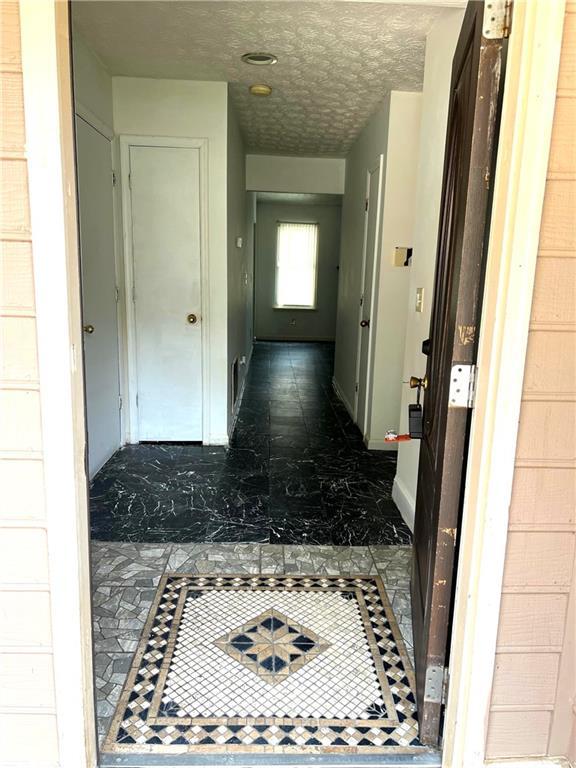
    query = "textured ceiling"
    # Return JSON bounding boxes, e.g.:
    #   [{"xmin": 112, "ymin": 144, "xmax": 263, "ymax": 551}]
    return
[{"xmin": 72, "ymin": 1, "xmax": 447, "ymax": 156}]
